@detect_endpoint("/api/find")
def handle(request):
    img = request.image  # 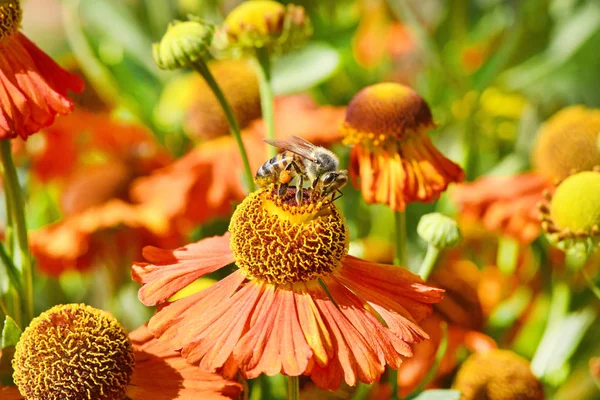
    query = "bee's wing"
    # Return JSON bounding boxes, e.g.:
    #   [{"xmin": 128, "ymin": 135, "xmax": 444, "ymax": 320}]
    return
[{"xmin": 263, "ymin": 137, "xmax": 317, "ymax": 162}]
